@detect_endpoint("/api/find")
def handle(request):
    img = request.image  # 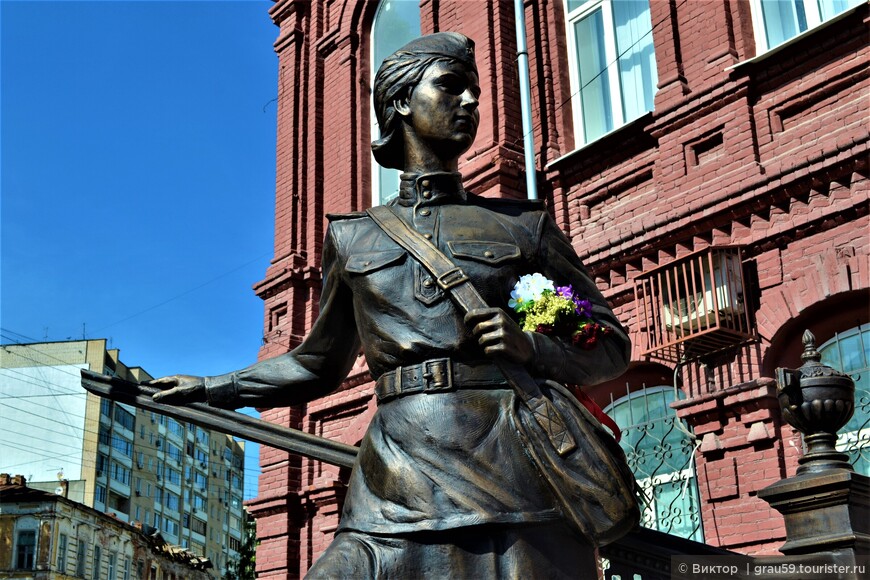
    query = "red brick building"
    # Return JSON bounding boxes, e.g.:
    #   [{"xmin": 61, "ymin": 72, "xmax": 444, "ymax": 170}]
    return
[{"xmin": 247, "ymin": 1, "xmax": 868, "ymax": 577}]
